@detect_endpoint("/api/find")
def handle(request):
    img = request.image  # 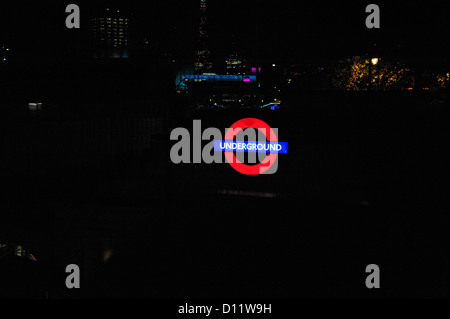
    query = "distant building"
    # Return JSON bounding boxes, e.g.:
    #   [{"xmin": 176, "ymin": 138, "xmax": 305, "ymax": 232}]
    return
[
  {"xmin": 181, "ymin": 0, "xmax": 266, "ymax": 109},
  {"xmin": 0, "ymin": 243, "xmax": 37, "ymax": 262},
  {"xmin": 226, "ymin": 36, "xmax": 247, "ymax": 75},
  {"xmin": 90, "ymin": 8, "xmax": 130, "ymax": 58},
  {"xmin": 180, "ymin": 73, "xmax": 262, "ymax": 109},
  {"xmin": 226, "ymin": 53, "xmax": 247, "ymax": 75},
  {"xmin": 194, "ymin": 0, "xmax": 213, "ymax": 74}
]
